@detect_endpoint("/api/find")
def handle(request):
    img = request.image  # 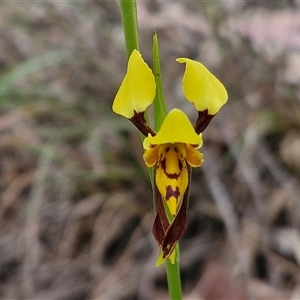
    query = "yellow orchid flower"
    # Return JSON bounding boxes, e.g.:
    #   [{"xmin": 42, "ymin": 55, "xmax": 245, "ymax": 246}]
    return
[
  {"xmin": 143, "ymin": 109, "xmax": 203, "ymax": 216},
  {"xmin": 112, "ymin": 50, "xmax": 227, "ymax": 265},
  {"xmin": 143, "ymin": 109, "xmax": 203, "ymax": 266}
]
